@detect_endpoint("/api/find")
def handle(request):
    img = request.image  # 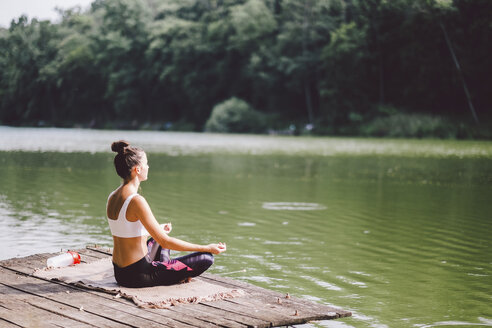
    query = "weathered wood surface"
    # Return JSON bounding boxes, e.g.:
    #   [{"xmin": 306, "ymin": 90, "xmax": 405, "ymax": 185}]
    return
[{"xmin": 0, "ymin": 246, "xmax": 351, "ymax": 327}]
